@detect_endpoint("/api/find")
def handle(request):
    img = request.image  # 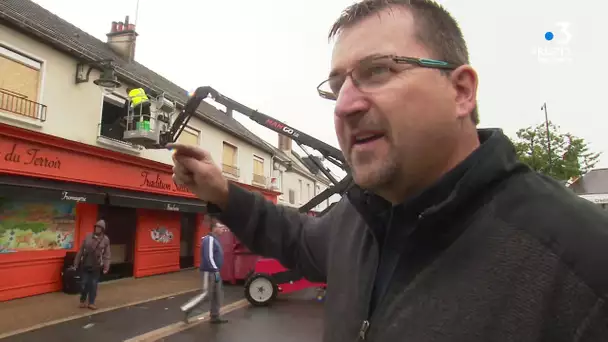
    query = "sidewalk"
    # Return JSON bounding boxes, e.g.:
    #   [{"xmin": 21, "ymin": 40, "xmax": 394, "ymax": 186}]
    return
[{"xmin": 0, "ymin": 269, "xmax": 202, "ymax": 338}]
